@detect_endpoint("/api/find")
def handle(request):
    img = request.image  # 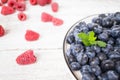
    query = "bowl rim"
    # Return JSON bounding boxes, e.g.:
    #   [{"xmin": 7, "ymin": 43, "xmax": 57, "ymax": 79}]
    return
[{"xmin": 62, "ymin": 13, "xmax": 104, "ymax": 80}]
